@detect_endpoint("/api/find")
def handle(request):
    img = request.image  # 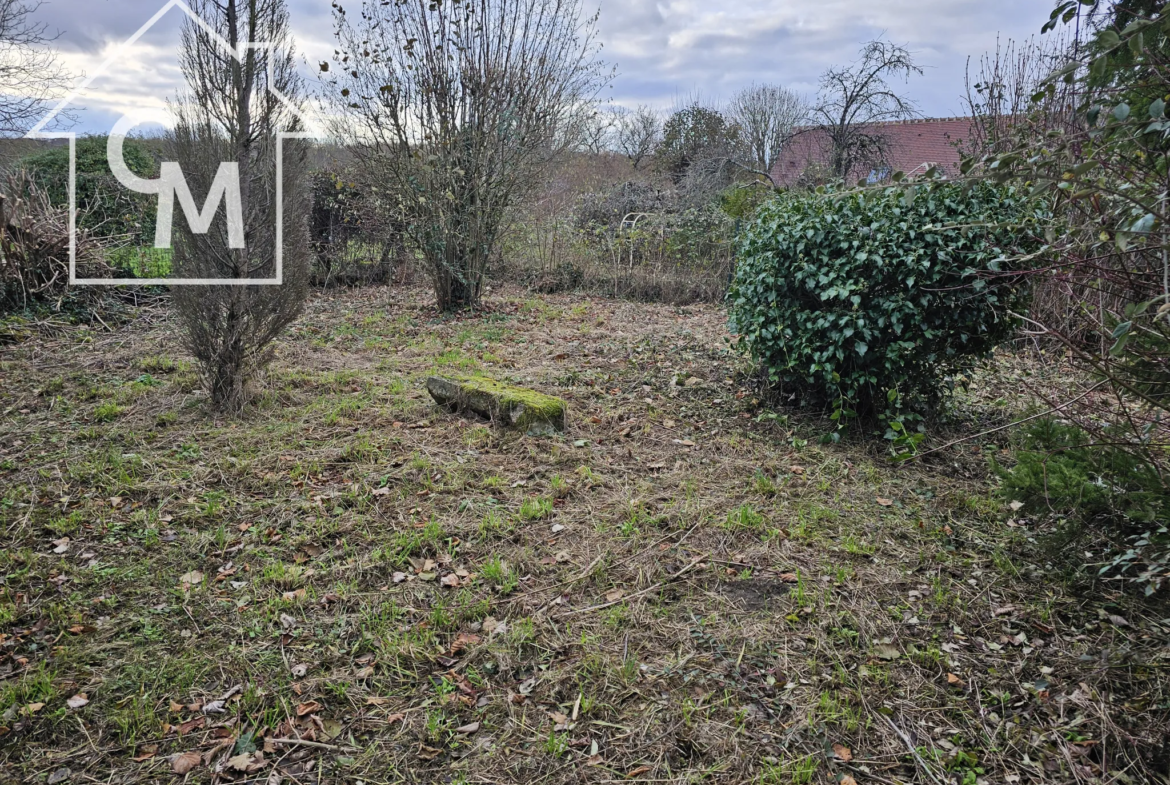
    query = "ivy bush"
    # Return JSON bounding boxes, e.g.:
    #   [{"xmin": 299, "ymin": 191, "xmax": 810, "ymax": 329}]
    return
[
  {"xmin": 22, "ymin": 135, "xmax": 159, "ymax": 242},
  {"xmin": 728, "ymin": 180, "xmax": 1045, "ymax": 432}
]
